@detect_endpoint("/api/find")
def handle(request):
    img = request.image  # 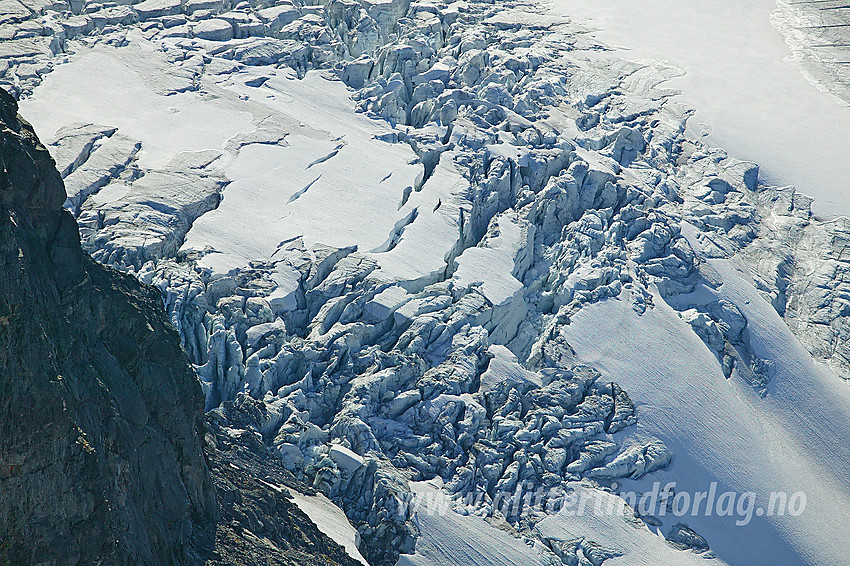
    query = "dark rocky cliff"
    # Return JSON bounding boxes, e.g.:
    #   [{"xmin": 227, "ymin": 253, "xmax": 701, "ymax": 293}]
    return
[
  {"xmin": 0, "ymin": 88, "xmax": 361, "ymax": 566},
  {"xmin": 0, "ymin": 85, "xmax": 215, "ymax": 564}
]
